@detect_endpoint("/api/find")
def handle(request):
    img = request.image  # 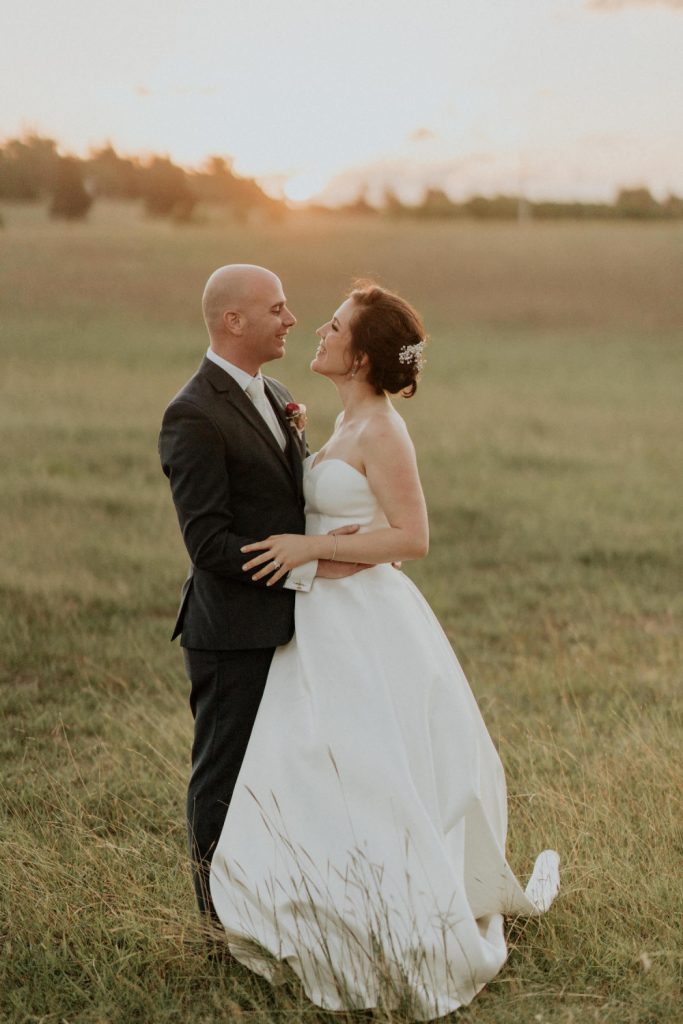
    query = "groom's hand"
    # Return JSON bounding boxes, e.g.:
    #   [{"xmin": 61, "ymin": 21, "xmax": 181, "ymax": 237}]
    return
[
  {"xmin": 316, "ymin": 524, "xmax": 370, "ymax": 579},
  {"xmin": 317, "ymin": 560, "xmax": 370, "ymax": 579}
]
